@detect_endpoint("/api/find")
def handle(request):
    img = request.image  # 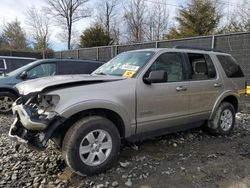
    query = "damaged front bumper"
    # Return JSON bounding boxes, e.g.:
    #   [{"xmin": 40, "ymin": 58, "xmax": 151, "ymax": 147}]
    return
[
  {"xmin": 9, "ymin": 99, "xmax": 65, "ymax": 150},
  {"xmin": 12, "ymin": 103, "xmax": 49, "ymax": 130},
  {"xmin": 8, "ymin": 116, "xmax": 47, "ymax": 150}
]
